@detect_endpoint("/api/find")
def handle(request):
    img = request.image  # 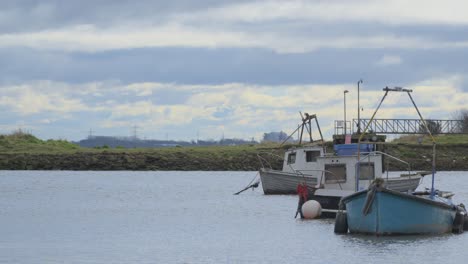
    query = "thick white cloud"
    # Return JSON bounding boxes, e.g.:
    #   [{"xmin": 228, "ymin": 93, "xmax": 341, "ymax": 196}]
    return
[
  {"xmin": 1, "ymin": 78, "xmax": 466, "ymax": 140},
  {"xmin": 179, "ymin": 0, "xmax": 468, "ymax": 25},
  {"xmin": 1, "ymin": 23, "xmax": 468, "ymax": 53},
  {"xmin": 0, "ymin": 24, "xmax": 257, "ymax": 52},
  {"xmin": 1, "ymin": 1, "xmax": 468, "ymax": 53},
  {"xmin": 0, "ymin": 84, "xmax": 88, "ymax": 115}
]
